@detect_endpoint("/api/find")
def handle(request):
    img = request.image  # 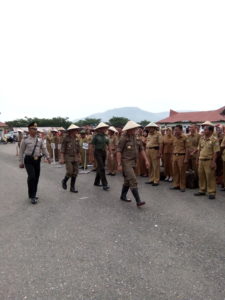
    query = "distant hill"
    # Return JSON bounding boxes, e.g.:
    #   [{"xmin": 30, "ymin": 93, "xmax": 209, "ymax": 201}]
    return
[{"xmin": 79, "ymin": 107, "xmax": 169, "ymax": 122}]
